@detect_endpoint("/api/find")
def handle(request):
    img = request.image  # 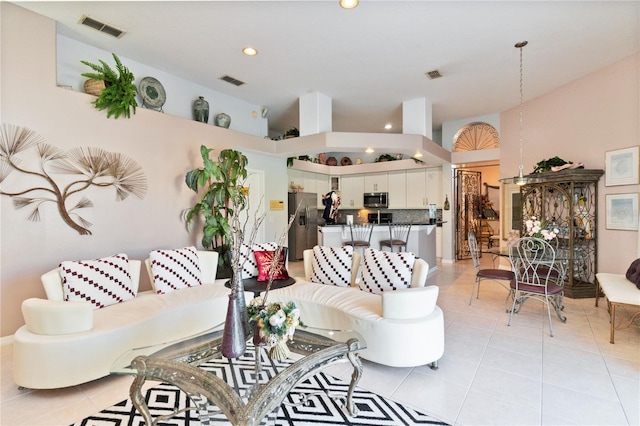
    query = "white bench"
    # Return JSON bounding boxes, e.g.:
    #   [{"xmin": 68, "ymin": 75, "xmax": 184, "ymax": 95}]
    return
[{"xmin": 595, "ymin": 273, "xmax": 640, "ymax": 343}]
